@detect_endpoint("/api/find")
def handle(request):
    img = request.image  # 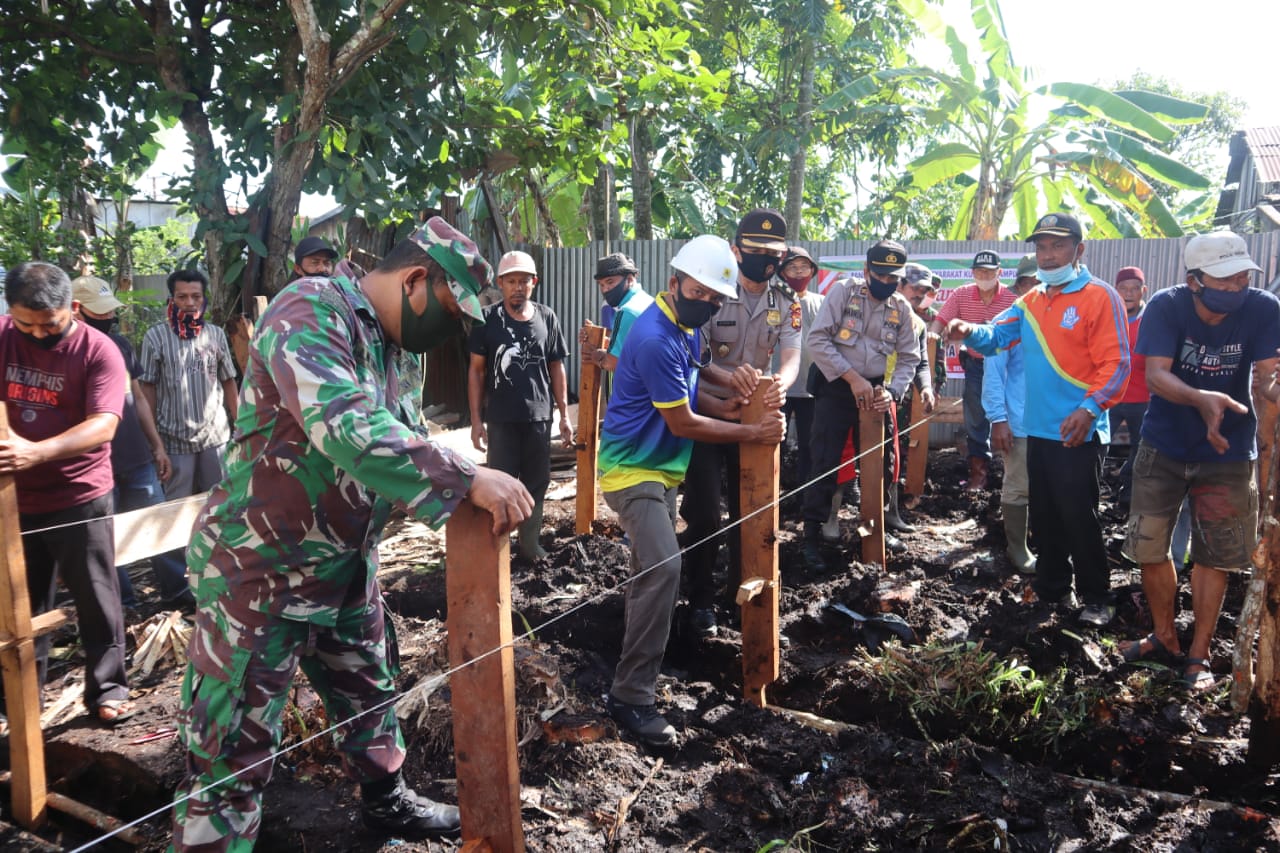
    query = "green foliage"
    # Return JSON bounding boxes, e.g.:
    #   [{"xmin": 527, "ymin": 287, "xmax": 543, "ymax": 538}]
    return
[{"xmin": 826, "ymin": 0, "xmax": 1213, "ymax": 239}]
